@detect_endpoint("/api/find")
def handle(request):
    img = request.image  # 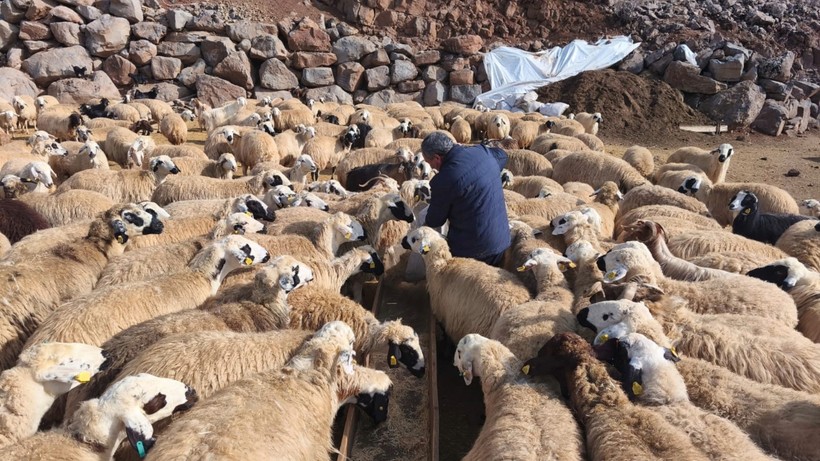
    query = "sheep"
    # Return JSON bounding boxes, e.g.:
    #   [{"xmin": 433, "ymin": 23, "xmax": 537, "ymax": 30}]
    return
[
  {"xmin": 12, "ymin": 96, "xmax": 36, "ymax": 132},
  {"xmin": 61, "ymin": 256, "xmax": 314, "ymax": 418},
  {"xmin": 274, "ymin": 124, "xmax": 316, "ymax": 166},
  {"xmin": 504, "ymin": 149, "xmax": 553, "ymax": 177},
  {"xmin": 0, "ymin": 203, "xmax": 163, "ymax": 369},
  {"xmin": 729, "ymin": 190, "xmax": 812, "ymax": 245},
  {"xmin": 0, "ymin": 342, "xmax": 108, "ymax": 449},
  {"xmin": 503, "ymin": 173, "xmax": 563, "ymax": 198},
  {"xmin": 270, "ymin": 106, "xmax": 316, "ymax": 132},
  {"xmin": 529, "ymin": 133, "xmax": 590, "ymax": 155},
  {"xmin": 101, "ymin": 127, "xmax": 147, "ymax": 168},
  {"xmin": 158, "ymin": 113, "xmax": 187, "ymax": 145},
  {"xmin": 654, "ymin": 165, "xmax": 710, "ymax": 190},
  {"xmin": 618, "ymin": 184, "xmax": 711, "ymax": 218},
  {"xmin": 334, "ymin": 147, "xmax": 405, "ymax": 188},
  {"xmin": 453, "ymin": 334, "xmax": 584, "ymax": 461},
  {"xmin": 572, "ymin": 111, "xmax": 603, "ymax": 135},
  {"xmin": 349, "ymin": 108, "xmax": 401, "ymax": 129},
  {"xmin": 344, "ymin": 159, "xmax": 415, "ymax": 193},
  {"xmin": 136, "ymin": 99, "xmax": 174, "ymax": 124},
  {"xmin": 0, "ymin": 160, "xmax": 57, "ymax": 193},
  {"xmin": 663, "ymin": 226, "xmax": 789, "ymax": 261},
  {"xmin": 0, "ymin": 233, "xmax": 8, "ymax": 258},
  {"xmin": 14, "ymin": 188, "xmax": 114, "ymax": 228},
  {"xmin": 449, "ymin": 115, "xmax": 472, "ymax": 143},
  {"xmin": 150, "ymin": 168, "xmax": 282, "ymax": 206},
  {"xmin": 0, "ymin": 198, "xmax": 50, "ymax": 243},
  {"xmin": 597, "ymin": 240, "xmax": 798, "ymax": 325},
  {"xmin": 622, "ymin": 145, "xmax": 654, "ymax": 178},
  {"xmin": 159, "ymin": 194, "xmax": 275, "ymax": 222},
  {"xmin": 35, "ymin": 107, "xmax": 84, "ymax": 141},
  {"xmin": 491, "ymin": 248, "xmax": 578, "ymax": 361},
  {"xmin": 58, "ymin": 156, "xmax": 180, "ymax": 203},
  {"xmin": 201, "ymin": 97, "xmax": 248, "ymax": 133},
  {"xmin": 1, "ymin": 373, "xmax": 197, "ymax": 461},
  {"xmin": 547, "ymin": 118, "xmax": 586, "ymax": 137},
  {"xmin": 171, "ymin": 153, "xmax": 237, "ymax": 179},
  {"xmin": 363, "ymin": 118, "xmax": 415, "ymax": 148},
  {"xmin": 146, "ymin": 144, "xmax": 209, "ymax": 163},
  {"xmin": 579, "ymin": 297, "xmax": 820, "ymax": 393},
  {"xmin": 127, "ymin": 102, "xmax": 153, "ymax": 121},
  {"xmin": 94, "ymin": 213, "xmax": 267, "ymax": 288},
  {"xmin": 561, "ymin": 181, "xmax": 596, "ymax": 204},
  {"xmin": 520, "ymin": 332, "xmax": 708, "ymax": 461},
  {"xmin": 615, "ymin": 205, "xmax": 722, "ymax": 239},
  {"xmin": 49, "ymin": 140, "xmax": 109, "ymax": 180},
  {"xmin": 301, "ymin": 132, "xmax": 351, "ymax": 174},
  {"xmin": 776, "ymin": 219, "xmax": 820, "ymax": 271},
  {"xmin": 25, "ymin": 235, "xmax": 270, "ymax": 349},
  {"xmin": 233, "ymin": 129, "xmax": 280, "ymax": 175},
  {"xmin": 484, "ymin": 114, "xmax": 512, "ymax": 141},
  {"xmin": 747, "ymin": 257, "xmax": 820, "ymax": 343},
  {"xmin": 34, "ymin": 95, "xmax": 59, "ymax": 114},
  {"xmin": 552, "ymin": 151, "xmax": 648, "ymax": 191},
  {"xmin": 203, "ymin": 125, "xmax": 249, "ymax": 159},
  {"xmin": 679, "ymin": 176, "xmax": 800, "ymax": 226},
  {"xmin": 800, "ymin": 199, "xmax": 820, "ymax": 218},
  {"xmin": 510, "ymin": 120, "xmax": 550, "ymax": 149},
  {"xmin": 600, "ymin": 333, "xmax": 776, "ymax": 461},
  {"xmin": 104, "ymin": 103, "xmax": 141, "ymax": 123},
  {"xmin": 140, "ymin": 322, "xmax": 389, "ymax": 461},
  {"xmin": 551, "ymin": 209, "xmax": 613, "ymax": 253},
  {"xmin": 573, "ymin": 132, "xmax": 604, "ymax": 151},
  {"xmin": 402, "ymin": 227, "xmax": 532, "ymax": 342},
  {"xmin": 506, "ymin": 193, "xmax": 582, "ymax": 222},
  {"xmin": 0, "ymin": 110, "xmax": 18, "ymax": 134},
  {"xmin": 666, "ymin": 143, "xmax": 734, "ymax": 184}
]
